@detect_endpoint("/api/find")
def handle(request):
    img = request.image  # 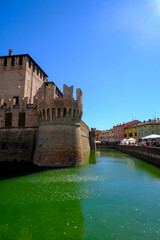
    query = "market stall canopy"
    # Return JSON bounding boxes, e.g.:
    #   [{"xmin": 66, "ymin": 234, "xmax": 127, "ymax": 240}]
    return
[
  {"xmin": 142, "ymin": 134, "xmax": 160, "ymax": 140},
  {"xmin": 128, "ymin": 138, "xmax": 136, "ymax": 142},
  {"xmin": 121, "ymin": 138, "xmax": 128, "ymax": 142}
]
